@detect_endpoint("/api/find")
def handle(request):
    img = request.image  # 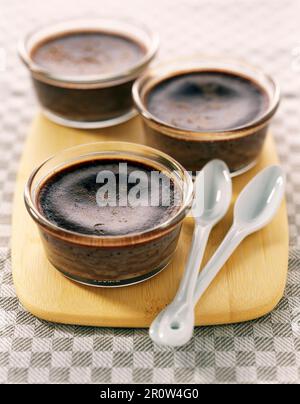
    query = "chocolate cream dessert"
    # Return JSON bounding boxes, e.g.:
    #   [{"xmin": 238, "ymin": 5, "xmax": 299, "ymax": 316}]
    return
[
  {"xmin": 34, "ymin": 158, "xmax": 184, "ymax": 286},
  {"xmin": 27, "ymin": 28, "xmax": 150, "ymax": 126},
  {"xmin": 134, "ymin": 67, "xmax": 277, "ymax": 175}
]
